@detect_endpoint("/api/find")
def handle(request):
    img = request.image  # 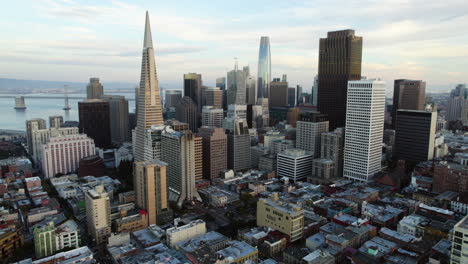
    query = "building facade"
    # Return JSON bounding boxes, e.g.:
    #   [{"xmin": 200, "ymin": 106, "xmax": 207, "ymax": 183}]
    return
[
  {"xmin": 391, "ymin": 79, "xmax": 426, "ymax": 128},
  {"xmin": 201, "ymin": 106, "xmax": 224, "ymax": 128},
  {"xmin": 184, "ymin": 73, "xmax": 203, "ymax": 112},
  {"xmin": 85, "ymin": 185, "xmax": 111, "ymax": 244},
  {"xmin": 26, "ymin": 118, "xmax": 47, "ymax": 155},
  {"xmin": 205, "ymin": 87, "xmax": 223, "ymax": 109},
  {"xmin": 86, "ymin": 77, "xmax": 104, "ymax": 99},
  {"xmin": 49, "ymin": 115, "xmax": 63, "ymax": 129},
  {"xmin": 257, "ymin": 194, "xmax": 304, "ymax": 242},
  {"xmin": 277, "ymin": 149, "xmax": 313, "ymax": 183},
  {"xmin": 102, "ymin": 95, "xmax": 129, "ymax": 145},
  {"xmin": 320, "ymin": 128, "xmax": 345, "ymax": 178},
  {"xmin": 450, "ymin": 215, "xmax": 468, "ymax": 264},
  {"xmin": 296, "ymin": 112, "xmax": 329, "ymax": 158},
  {"xmin": 199, "ymin": 127, "xmax": 227, "ymax": 180},
  {"xmin": 395, "ymin": 108, "xmax": 437, "ymax": 162},
  {"xmin": 165, "ymin": 90, "xmax": 182, "ymax": 108},
  {"xmin": 225, "ymin": 118, "xmax": 251, "ymax": 172},
  {"xmin": 269, "ymin": 80, "xmax": 289, "ymax": 108},
  {"xmin": 78, "ymin": 99, "xmax": 111, "ymax": 148},
  {"xmin": 175, "ymin": 96, "xmax": 199, "ymax": 133},
  {"xmin": 31, "ymin": 127, "xmax": 79, "ymax": 165},
  {"xmin": 161, "ymin": 129, "xmax": 201, "ymax": 206},
  {"xmin": 317, "ymin": 30, "xmax": 362, "ymax": 129},
  {"xmin": 134, "ymin": 160, "xmax": 172, "ymax": 225},
  {"xmin": 227, "ymin": 64, "xmax": 247, "ymax": 105},
  {"xmin": 41, "ymin": 134, "xmax": 96, "ymax": 178},
  {"xmin": 343, "ymin": 80, "xmax": 385, "ymax": 182}
]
